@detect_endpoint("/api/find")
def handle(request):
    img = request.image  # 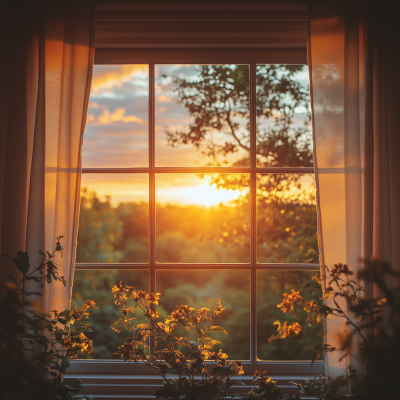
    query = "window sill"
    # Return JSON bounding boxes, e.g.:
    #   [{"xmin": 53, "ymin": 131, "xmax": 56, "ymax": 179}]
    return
[{"xmin": 69, "ymin": 360, "xmax": 324, "ymax": 399}]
